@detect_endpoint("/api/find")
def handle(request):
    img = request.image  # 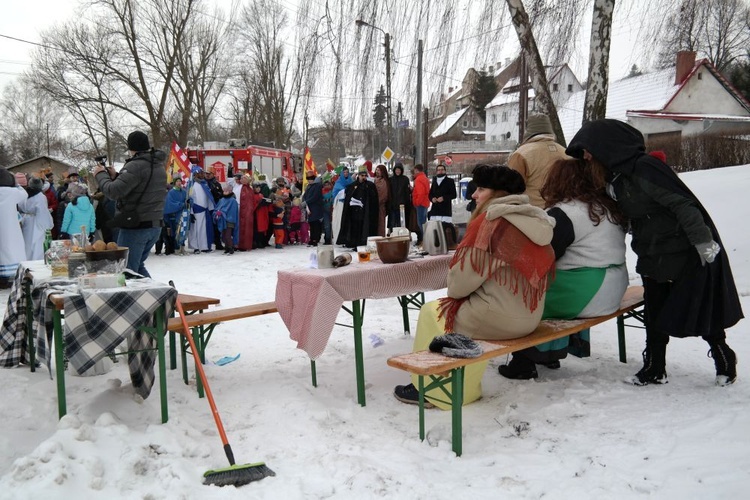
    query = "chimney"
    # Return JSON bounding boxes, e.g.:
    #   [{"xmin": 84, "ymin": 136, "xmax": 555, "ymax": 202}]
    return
[
  {"xmin": 489, "ymin": 65, "xmax": 494, "ymax": 73},
  {"xmin": 448, "ymin": 86, "xmax": 454, "ymax": 93},
  {"xmin": 675, "ymin": 50, "xmax": 696, "ymax": 85},
  {"xmin": 504, "ymin": 58, "xmax": 511, "ymax": 67}
]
